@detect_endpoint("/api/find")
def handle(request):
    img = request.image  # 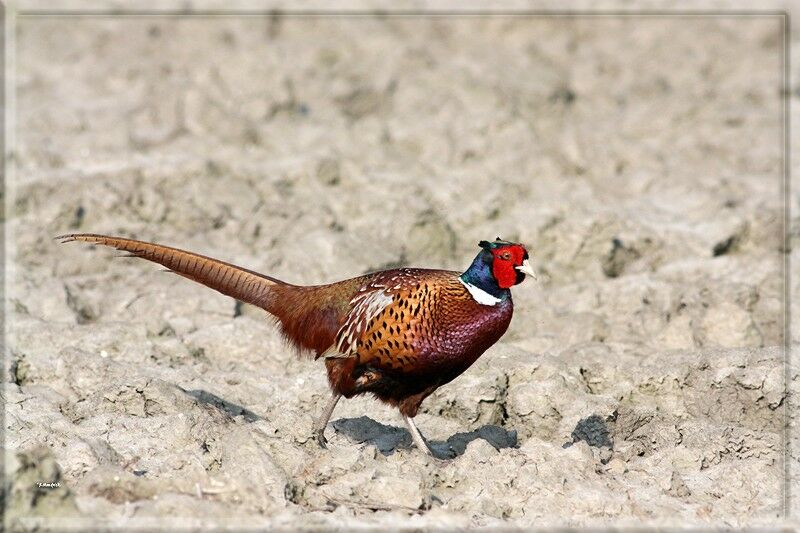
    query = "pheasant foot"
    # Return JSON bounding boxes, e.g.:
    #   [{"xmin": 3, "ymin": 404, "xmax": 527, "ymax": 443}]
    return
[
  {"xmin": 403, "ymin": 414, "xmax": 434, "ymax": 456},
  {"xmin": 312, "ymin": 392, "xmax": 341, "ymax": 449}
]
